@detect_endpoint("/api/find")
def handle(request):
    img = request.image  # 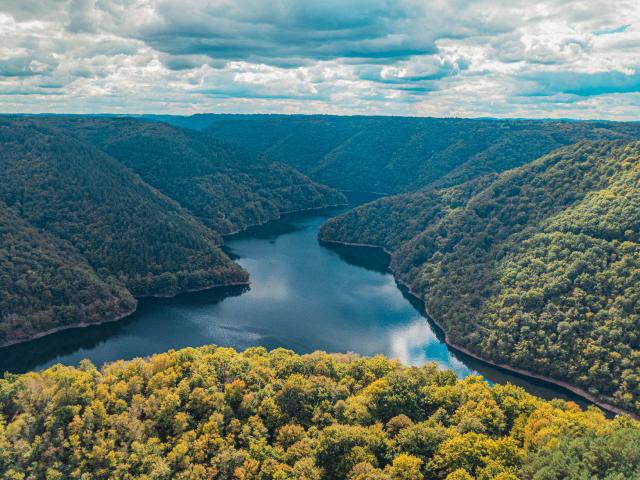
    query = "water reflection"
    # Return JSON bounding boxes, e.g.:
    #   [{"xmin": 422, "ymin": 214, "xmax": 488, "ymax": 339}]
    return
[{"xmin": 318, "ymin": 241, "xmax": 390, "ymax": 274}]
